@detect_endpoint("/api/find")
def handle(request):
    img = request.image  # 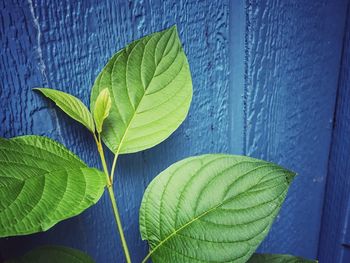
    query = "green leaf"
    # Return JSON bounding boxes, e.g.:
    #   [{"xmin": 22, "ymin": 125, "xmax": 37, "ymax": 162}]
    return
[
  {"xmin": 6, "ymin": 246, "xmax": 95, "ymax": 263},
  {"xmin": 0, "ymin": 136, "xmax": 105, "ymax": 237},
  {"xmin": 90, "ymin": 25, "xmax": 192, "ymax": 154},
  {"xmin": 34, "ymin": 88, "xmax": 95, "ymax": 132},
  {"xmin": 139, "ymin": 154, "xmax": 295, "ymax": 263},
  {"xmin": 93, "ymin": 88, "xmax": 112, "ymax": 133},
  {"xmin": 248, "ymin": 253, "xmax": 317, "ymax": 263}
]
